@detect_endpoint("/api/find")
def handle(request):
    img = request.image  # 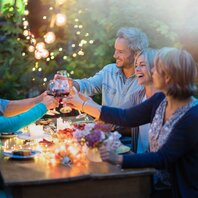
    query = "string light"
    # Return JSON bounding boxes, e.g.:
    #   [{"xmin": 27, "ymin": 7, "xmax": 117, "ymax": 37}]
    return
[
  {"xmin": 44, "ymin": 32, "xmax": 56, "ymax": 44},
  {"xmin": 55, "ymin": 13, "xmax": 66, "ymax": 27},
  {"xmin": 21, "ymin": 1, "xmax": 94, "ymax": 82}
]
